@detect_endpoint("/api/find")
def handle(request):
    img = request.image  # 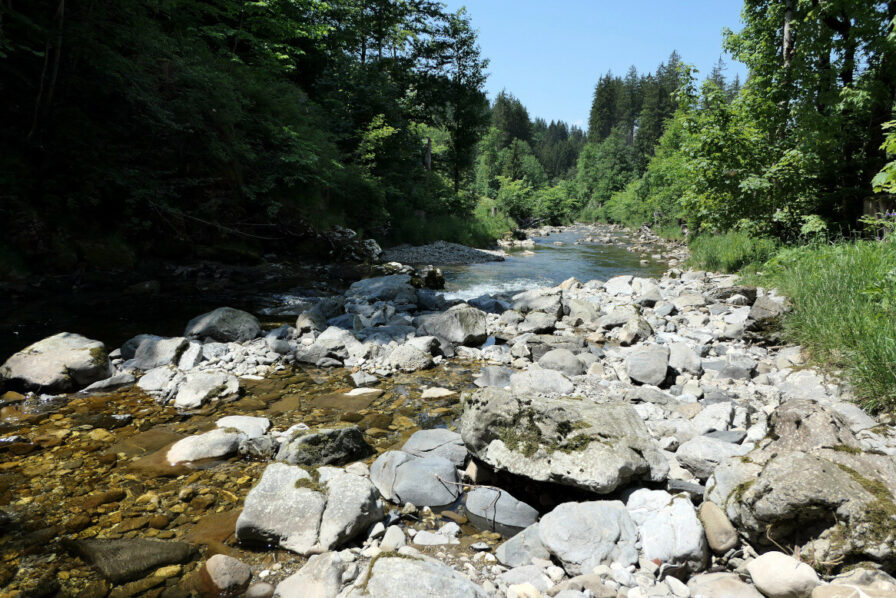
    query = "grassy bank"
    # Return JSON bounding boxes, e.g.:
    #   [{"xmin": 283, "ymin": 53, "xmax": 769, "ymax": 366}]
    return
[{"xmin": 688, "ymin": 231, "xmax": 896, "ymax": 412}]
